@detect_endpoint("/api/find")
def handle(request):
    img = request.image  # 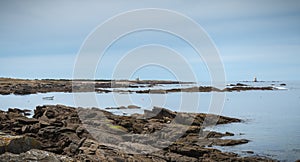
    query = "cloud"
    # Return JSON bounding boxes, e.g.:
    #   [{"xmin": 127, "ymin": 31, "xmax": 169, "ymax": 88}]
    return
[
  {"xmin": 0, "ymin": 0, "xmax": 299, "ymax": 80},
  {"xmin": 1, "ymin": 0, "xmax": 299, "ymax": 54}
]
